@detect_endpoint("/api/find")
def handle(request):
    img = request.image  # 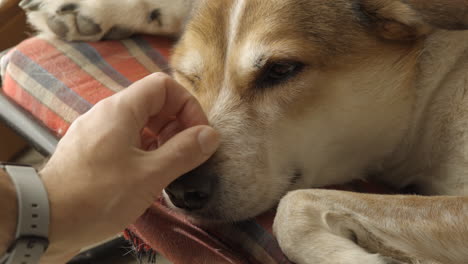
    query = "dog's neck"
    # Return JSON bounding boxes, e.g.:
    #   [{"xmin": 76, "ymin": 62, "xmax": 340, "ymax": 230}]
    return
[{"xmin": 380, "ymin": 30, "xmax": 468, "ymax": 192}]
